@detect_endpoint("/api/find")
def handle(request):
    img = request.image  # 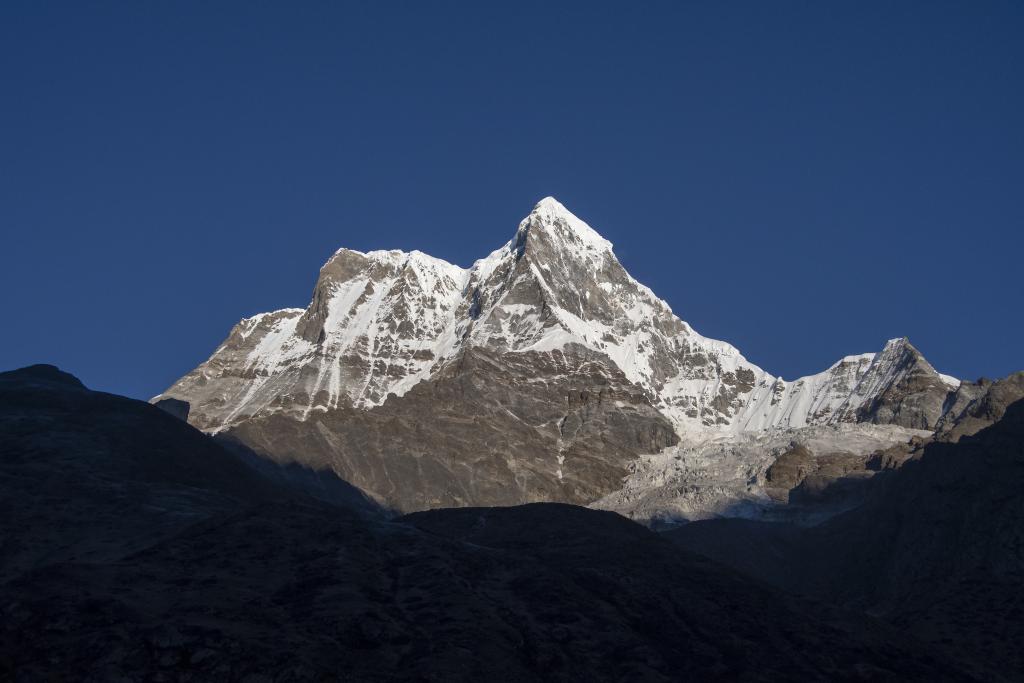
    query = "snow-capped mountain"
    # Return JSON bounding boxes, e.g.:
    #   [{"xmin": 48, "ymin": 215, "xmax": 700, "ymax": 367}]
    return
[{"xmin": 157, "ymin": 197, "xmax": 966, "ymax": 514}]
